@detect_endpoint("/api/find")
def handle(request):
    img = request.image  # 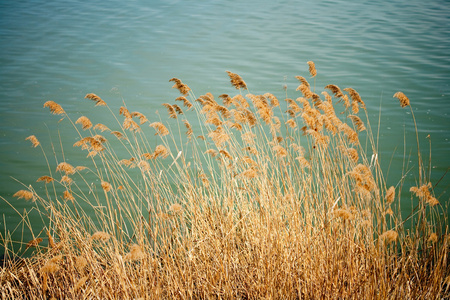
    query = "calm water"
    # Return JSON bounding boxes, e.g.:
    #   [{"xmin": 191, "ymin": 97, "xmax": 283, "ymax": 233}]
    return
[{"xmin": 1, "ymin": 0, "xmax": 449, "ymax": 248}]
